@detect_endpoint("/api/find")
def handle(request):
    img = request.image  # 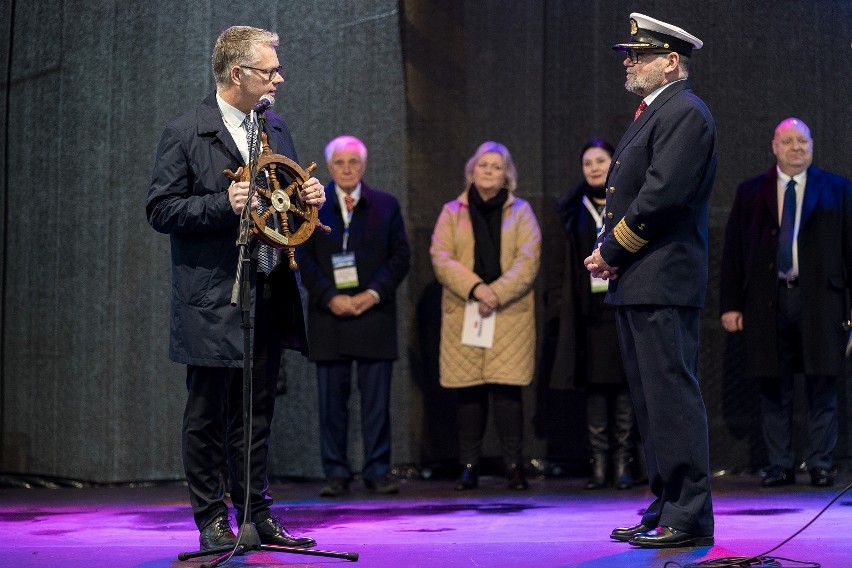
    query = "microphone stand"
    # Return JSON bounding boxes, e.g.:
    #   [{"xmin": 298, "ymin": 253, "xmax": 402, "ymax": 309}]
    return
[{"xmin": 178, "ymin": 109, "xmax": 358, "ymax": 567}]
